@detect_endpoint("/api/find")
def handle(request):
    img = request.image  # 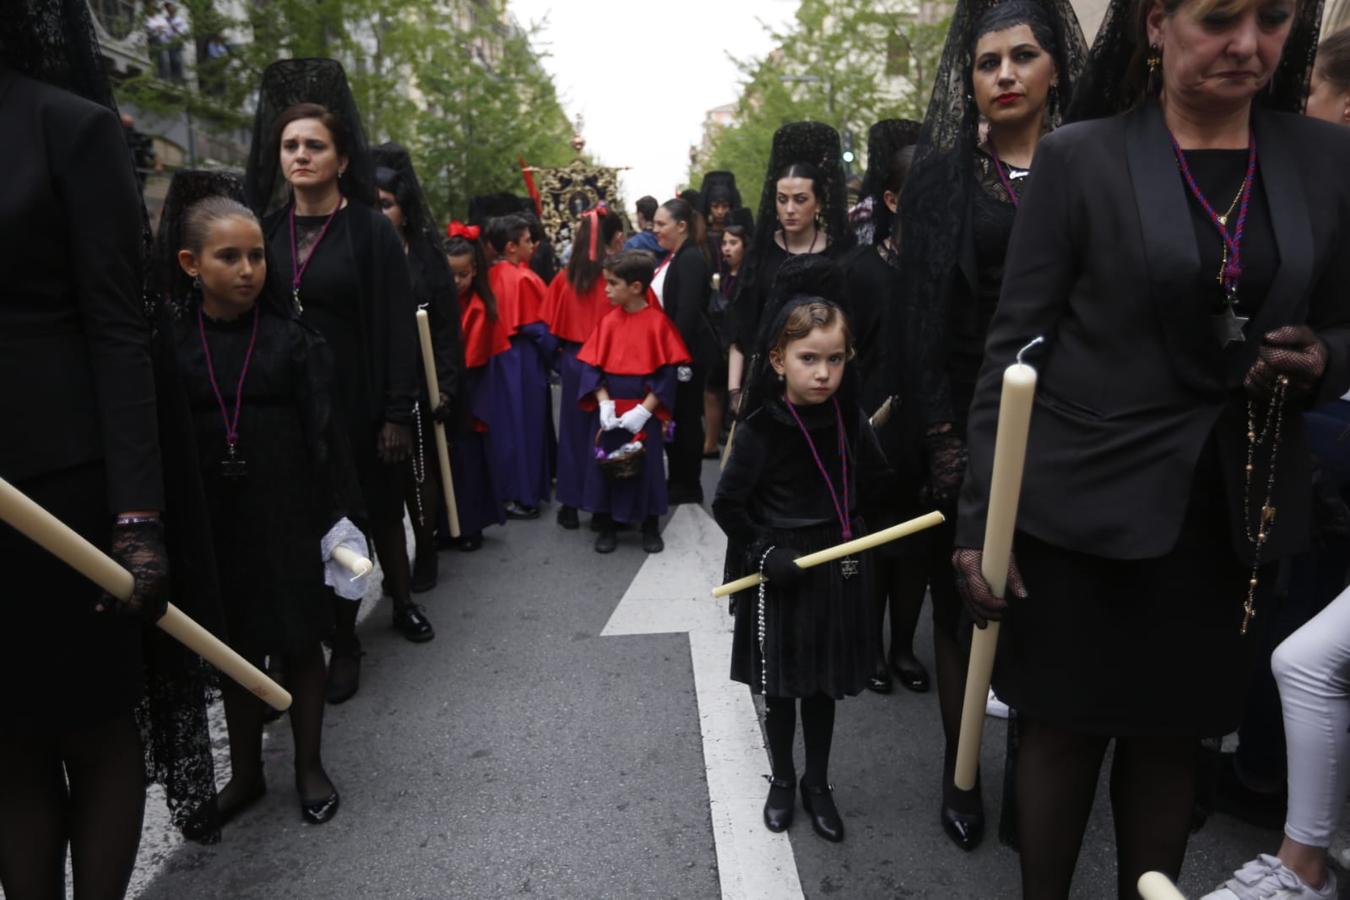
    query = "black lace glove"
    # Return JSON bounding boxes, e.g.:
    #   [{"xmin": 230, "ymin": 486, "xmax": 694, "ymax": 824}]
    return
[
  {"xmin": 1245, "ymin": 325, "xmax": 1328, "ymax": 399},
  {"xmin": 431, "ymin": 392, "xmax": 452, "ymax": 424},
  {"xmin": 377, "ymin": 421, "xmax": 413, "ymax": 464},
  {"xmin": 951, "ymin": 547, "xmax": 1027, "ymax": 629},
  {"xmin": 922, "ymin": 425, "xmax": 968, "ymax": 508},
  {"xmin": 761, "ymin": 547, "xmax": 805, "ymax": 590},
  {"xmin": 99, "ymin": 519, "xmax": 169, "ymax": 622}
]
